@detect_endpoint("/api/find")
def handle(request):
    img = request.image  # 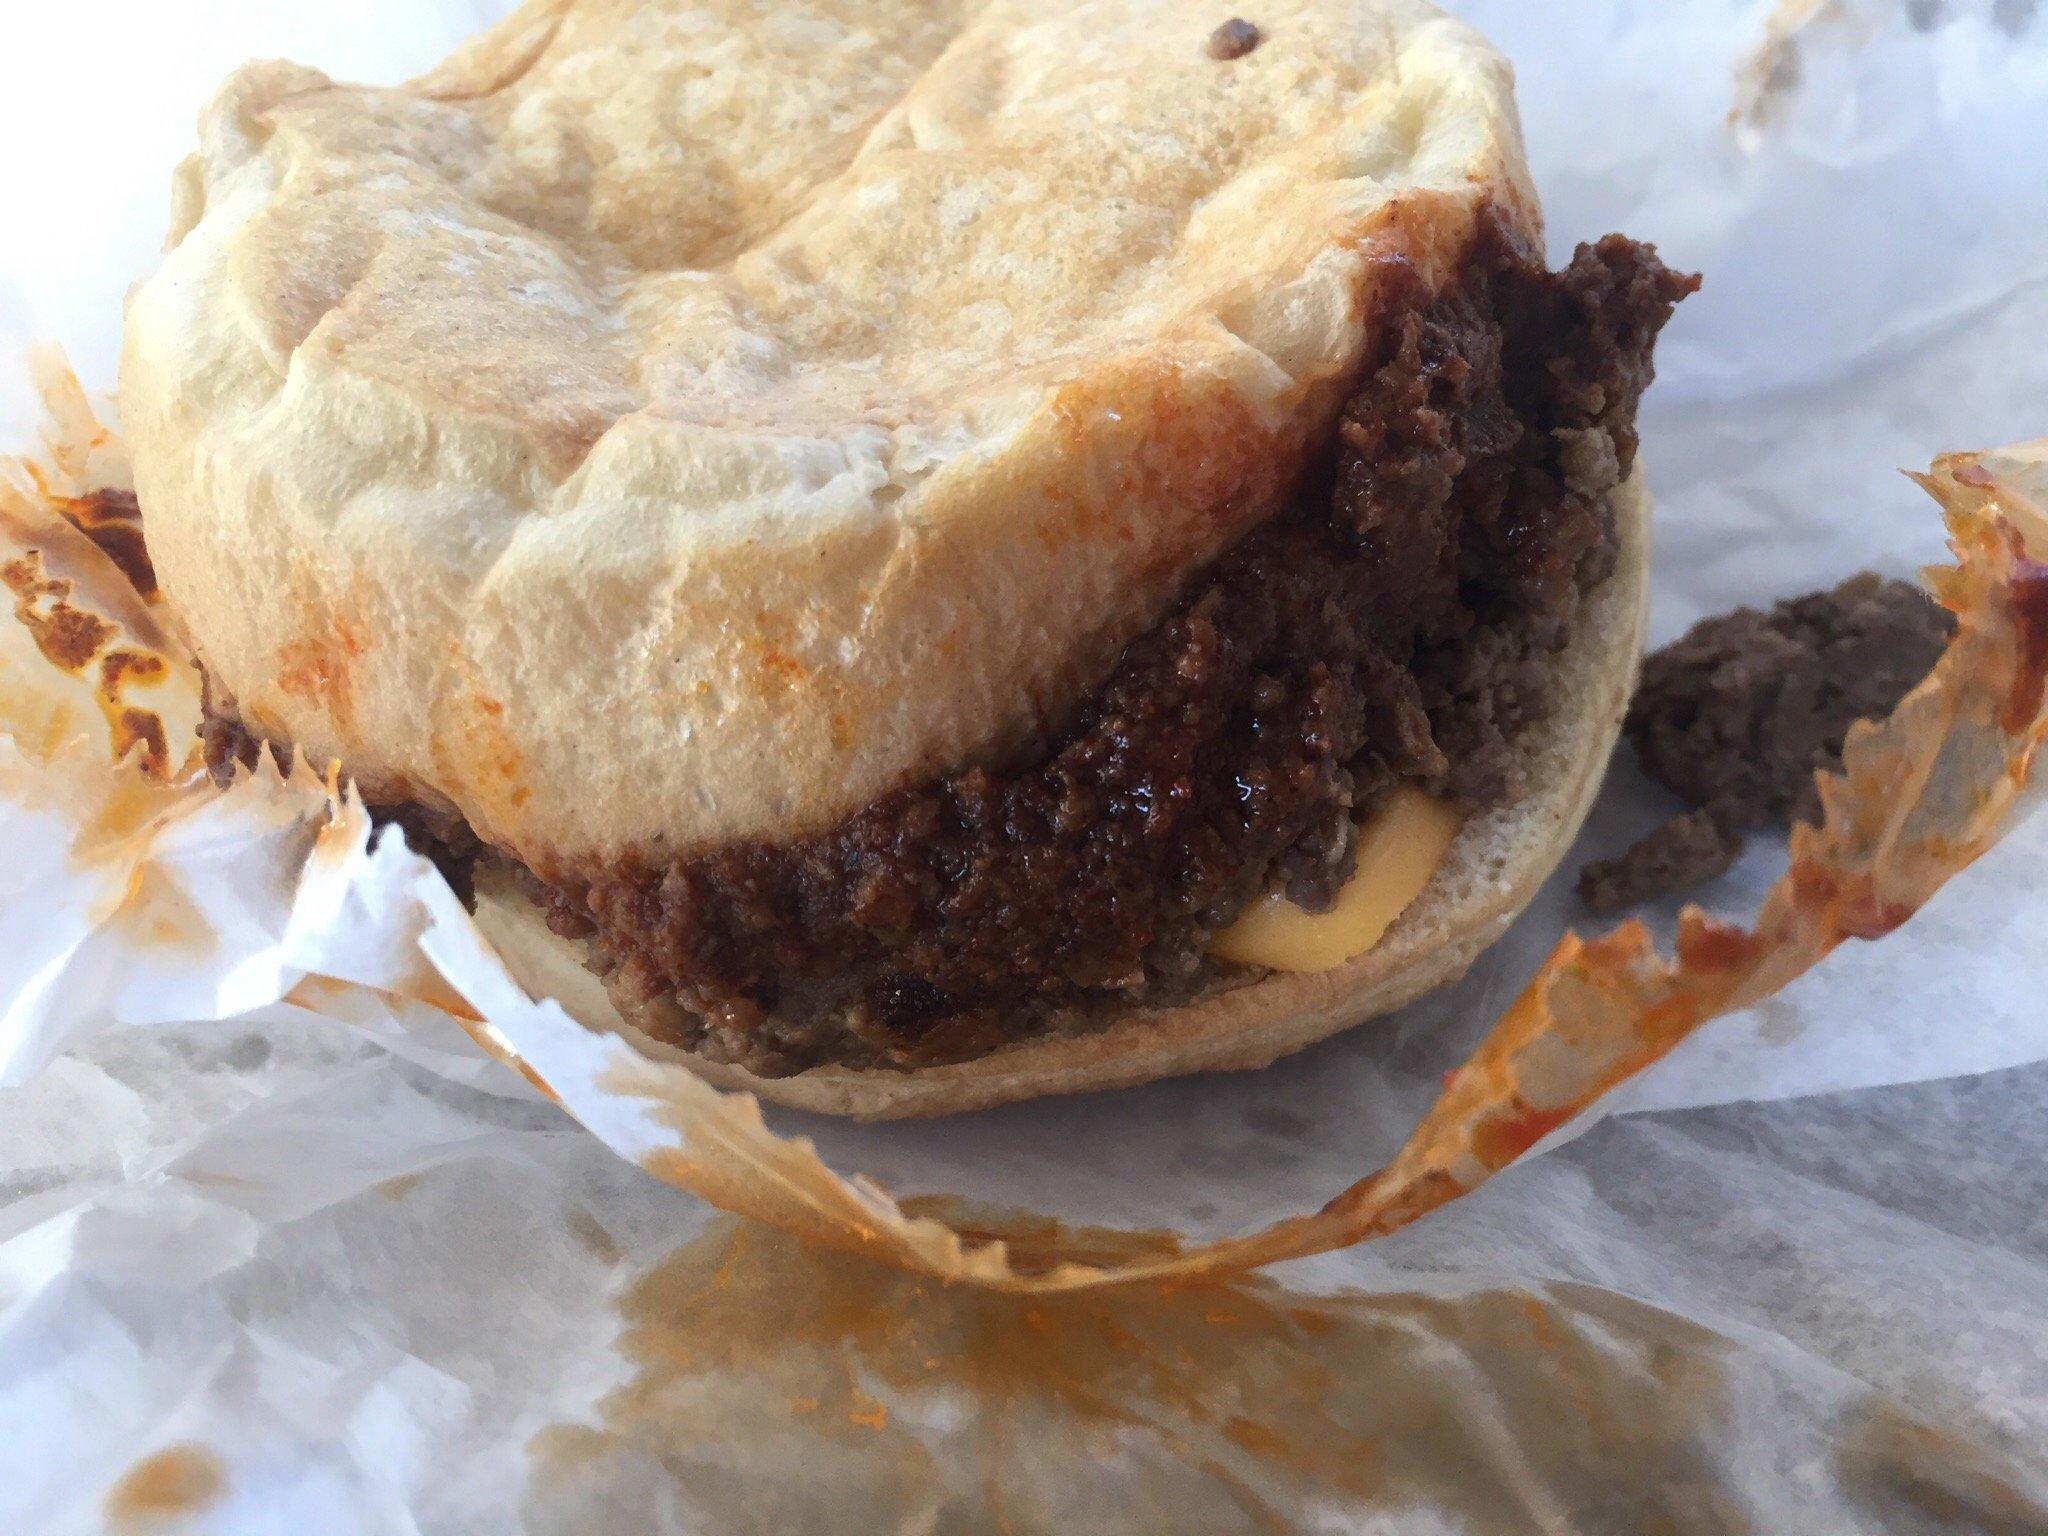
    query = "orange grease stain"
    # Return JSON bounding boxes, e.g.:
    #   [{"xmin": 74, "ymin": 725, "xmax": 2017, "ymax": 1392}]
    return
[
  {"xmin": 112, "ymin": 706, "xmax": 171, "ymax": 779},
  {"xmin": 520, "ymin": 1212, "xmax": 1766, "ymax": 1531},
  {"xmin": 757, "ymin": 647, "xmax": 807, "ymax": 690},
  {"xmin": 1033, "ymin": 363, "xmax": 1290, "ymax": 575},
  {"xmin": 1675, "ymin": 916, "xmax": 1763, "ymax": 972},
  {"xmin": 56, "ymin": 488, "xmax": 157, "ymax": 600},
  {"xmin": 99, "ymin": 649, "xmax": 166, "ymax": 693},
  {"xmin": 434, "ymin": 687, "xmax": 531, "ymax": 819},
  {"xmin": 70, "ymin": 760, "xmax": 171, "ymax": 864},
  {"xmin": 127, "ymin": 865, "xmax": 214, "ymax": 957},
  {"xmin": 846, "ymin": 1390, "xmax": 889, "ymax": 1431},
  {"xmin": 3, "ymin": 550, "xmax": 115, "ymax": 671},
  {"xmin": 104, "ymin": 1443, "xmax": 226, "ymax": 1529},
  {"xmin": 1784, "ymin": 861, "xmax": 1913, "ymax": 942},
  {"xmin": 1471, "ymin": 1102, "xmax": 1570, "ymax": 1166},
  {"xmin": 275, "ymin": 616, "xmax": 368, "ymax": 728},
  {"xmin": 1998, "ymin": 556, "xmax": 2048, "ymax": 735},
  {"xmin": 433, "ymin": 1000, "xmax": 562, "ymax": 1104}
]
